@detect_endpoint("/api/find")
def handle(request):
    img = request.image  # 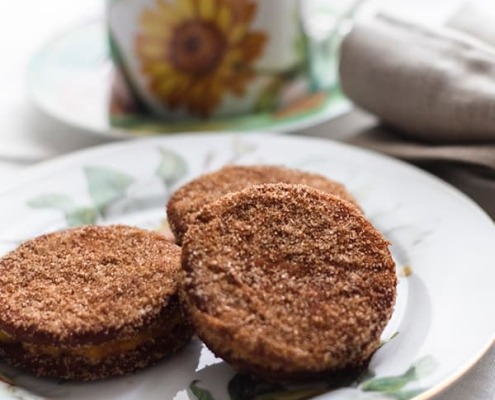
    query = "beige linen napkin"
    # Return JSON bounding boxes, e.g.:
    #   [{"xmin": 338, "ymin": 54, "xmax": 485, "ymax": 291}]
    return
[
  {"xmin": 339, "ymin": 13, "xmax": 495, "ymax": 144},
  {"xmin": 348, "ymin": 126, "xmax": 495, "ymax": 173},
  {"xmin": 338, "ymin": 6, "xmax": 495, "ymax": 217}
]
